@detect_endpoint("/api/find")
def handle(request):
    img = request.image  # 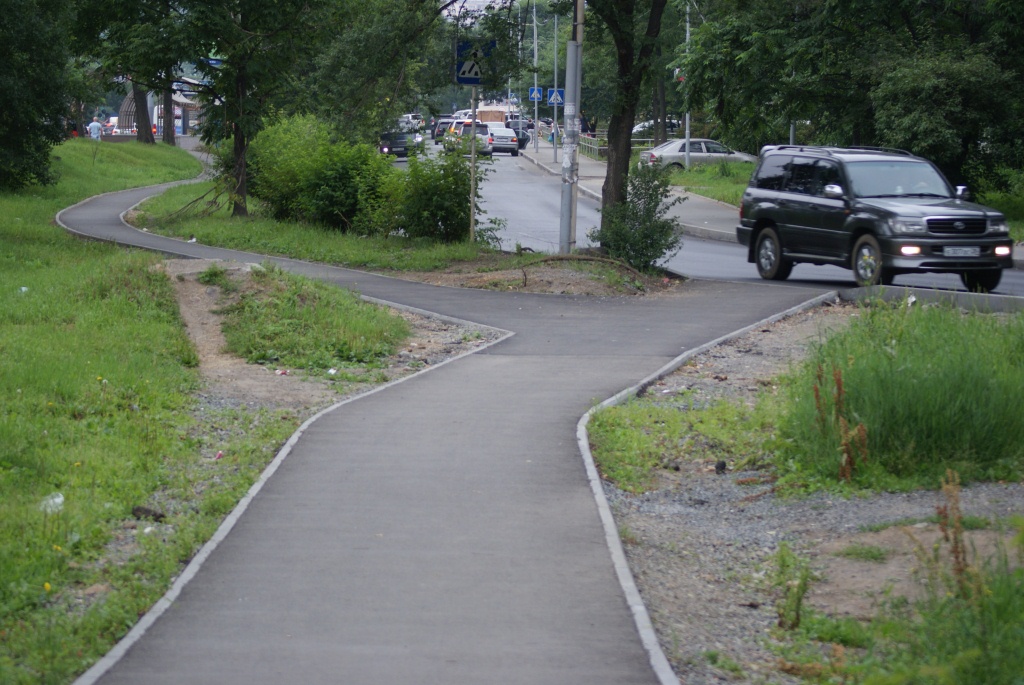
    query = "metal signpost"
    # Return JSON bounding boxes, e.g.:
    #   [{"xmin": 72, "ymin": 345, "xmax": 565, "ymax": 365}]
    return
[{"xmin": 456, "ymin": 41, "xmax": 487, "ymax": 242}]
